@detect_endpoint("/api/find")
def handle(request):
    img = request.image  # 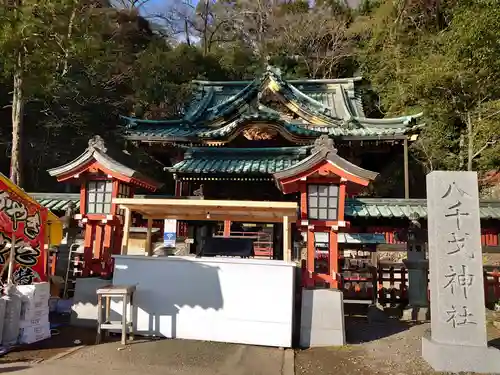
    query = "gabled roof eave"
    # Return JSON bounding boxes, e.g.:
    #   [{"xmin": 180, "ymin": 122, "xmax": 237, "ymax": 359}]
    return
[{"xmin": 47, "ymin": 149, "xmax": 95, "ymax": 178}]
